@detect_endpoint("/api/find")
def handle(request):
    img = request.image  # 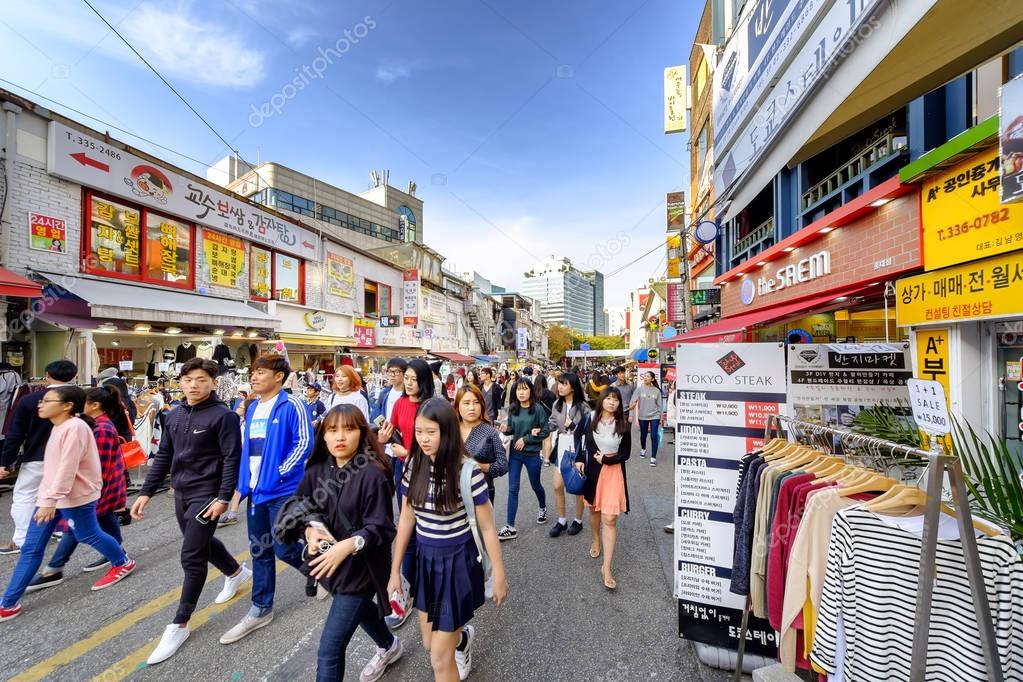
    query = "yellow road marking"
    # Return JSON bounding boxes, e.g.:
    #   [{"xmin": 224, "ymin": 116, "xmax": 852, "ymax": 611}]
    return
[
  {"xmin": 11, "ymin": 550, "xmax": 251, "ymax": 682},
  {"xmin": 92, "ymin": 561, "xmax": 290, "ymax": 682}
]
